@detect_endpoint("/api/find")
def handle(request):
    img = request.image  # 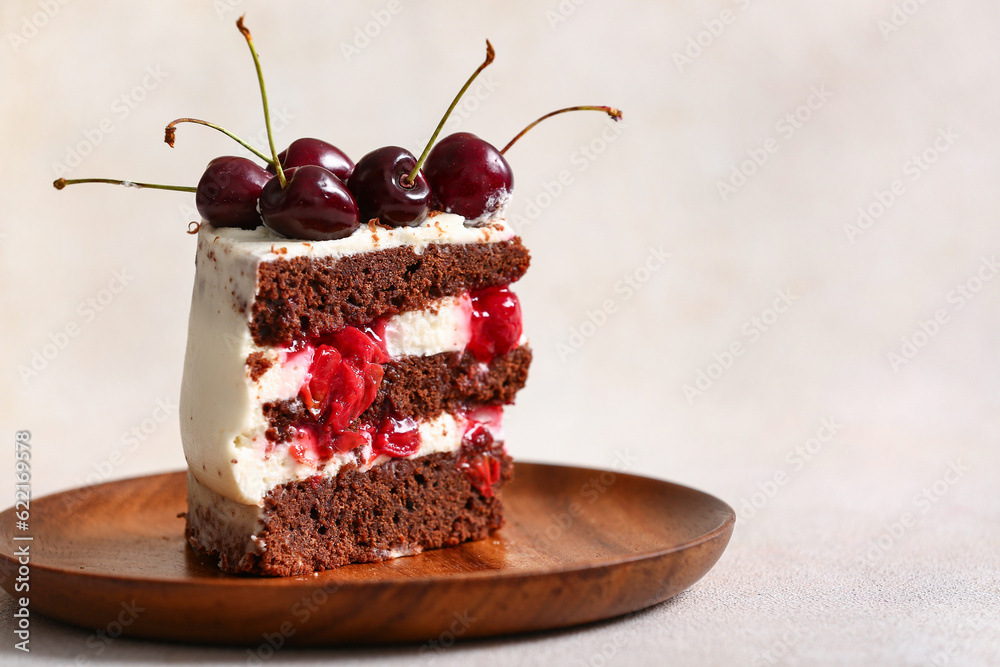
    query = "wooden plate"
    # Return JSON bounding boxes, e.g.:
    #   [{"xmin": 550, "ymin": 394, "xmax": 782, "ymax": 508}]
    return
[{"xmin": 0, "ymin": 462, "xmax": 734, "ymax": 645}]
